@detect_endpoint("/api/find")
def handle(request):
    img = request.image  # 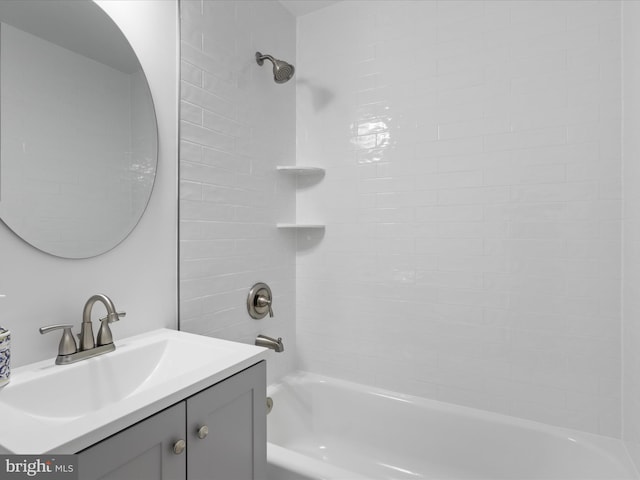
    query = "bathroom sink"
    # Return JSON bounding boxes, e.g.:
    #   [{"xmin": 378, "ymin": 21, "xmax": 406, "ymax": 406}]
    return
[
  {"xmin": 0, "ymin": 329, "xmax": 267, "ymax": 454},
  {"xmin": 1, "ymin": 333, "xmax": 222, "ymax": 418}
]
